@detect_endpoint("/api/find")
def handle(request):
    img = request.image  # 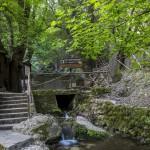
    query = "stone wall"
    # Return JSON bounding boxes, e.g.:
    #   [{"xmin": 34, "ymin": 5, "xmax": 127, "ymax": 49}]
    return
[{"xmin": 77, "ymin": 99, "xmax": 150, "ymax": 144}]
